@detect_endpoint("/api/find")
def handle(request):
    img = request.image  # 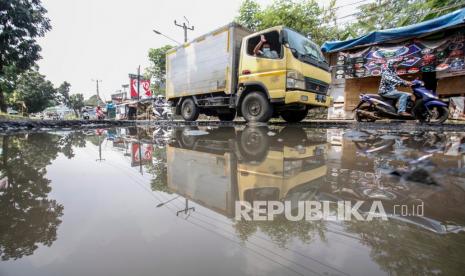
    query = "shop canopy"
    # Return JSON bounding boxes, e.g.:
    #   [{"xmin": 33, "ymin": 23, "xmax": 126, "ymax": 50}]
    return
[{"xmin": 321, "ymin": 8, "xmax": 465, "ymax": 53}]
